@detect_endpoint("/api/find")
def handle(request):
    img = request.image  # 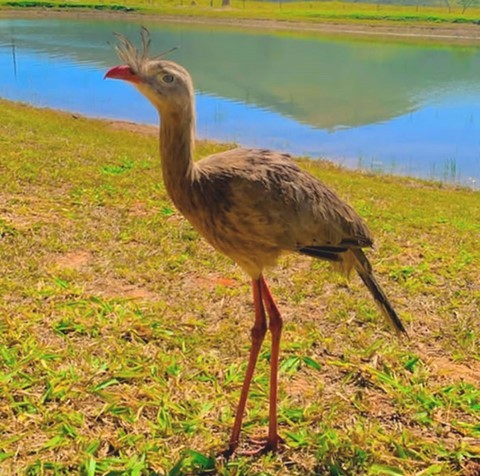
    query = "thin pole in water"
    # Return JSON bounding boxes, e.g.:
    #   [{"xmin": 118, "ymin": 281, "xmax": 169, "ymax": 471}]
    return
[
  {"xmin": 10, "ymin": 26, "xmax": 17, "ymax": 78},
  {"xmin": 11, "ymin": 41, "xmax": 17, "ymax": 78}
]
